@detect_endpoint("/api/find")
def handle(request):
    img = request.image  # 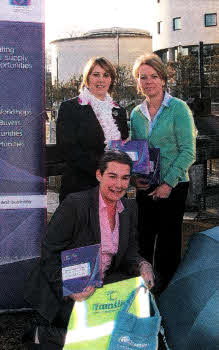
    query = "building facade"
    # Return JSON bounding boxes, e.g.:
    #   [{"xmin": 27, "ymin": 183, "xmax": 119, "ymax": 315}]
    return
[
  {"xmin": 152, "ymin": 0, "xmax": 219, "ymax": 101},
  {"xmin": 153, "ymin": 0, "xmax": 219, "ymax": 61},
  {"xmin": 50, "ymin": 27, "xmax": 152, "ymax": 84}
]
